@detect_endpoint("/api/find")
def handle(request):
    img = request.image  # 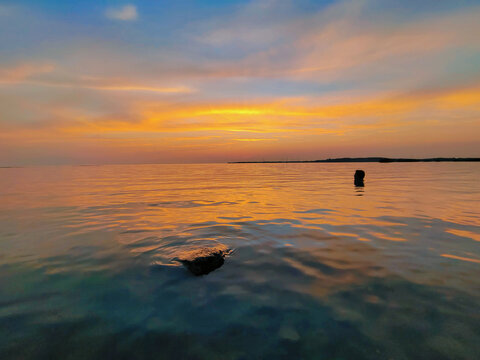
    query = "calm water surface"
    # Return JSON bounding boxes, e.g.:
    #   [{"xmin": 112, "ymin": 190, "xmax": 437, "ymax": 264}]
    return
[{"xmin": 0, "ymin": 163, "xmax": 479, "ymax": 359}]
